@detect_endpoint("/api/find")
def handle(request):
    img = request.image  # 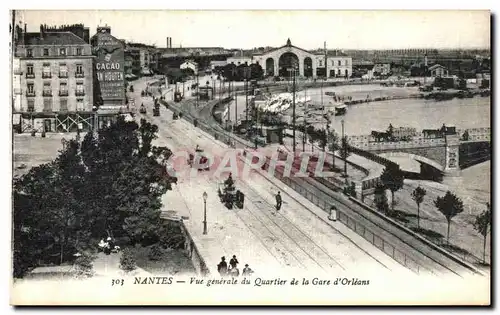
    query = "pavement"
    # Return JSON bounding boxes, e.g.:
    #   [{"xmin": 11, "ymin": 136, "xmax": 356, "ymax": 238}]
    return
[{"xmin": 128, "ymin": 76, "xmax": 408, "ymax": 278}]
